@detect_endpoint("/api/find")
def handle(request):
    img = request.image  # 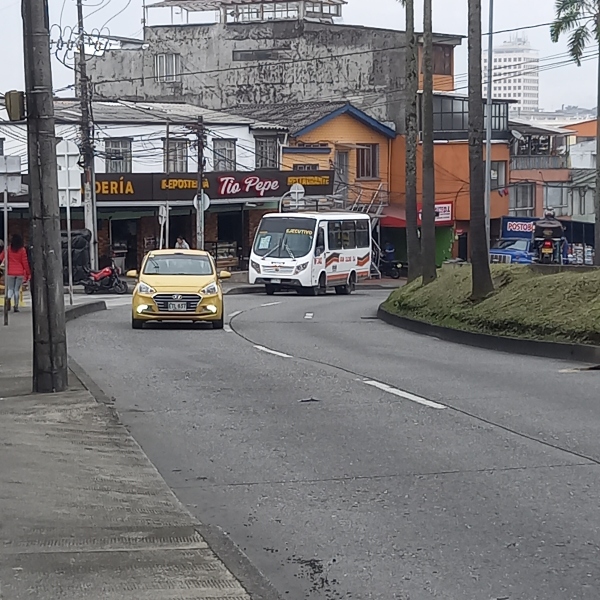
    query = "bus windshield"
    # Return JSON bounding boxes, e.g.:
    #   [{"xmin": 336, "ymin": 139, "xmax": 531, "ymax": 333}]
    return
[{"xmin": 253, "ymin": 217, "xmax": 317, "ymax": 259}]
